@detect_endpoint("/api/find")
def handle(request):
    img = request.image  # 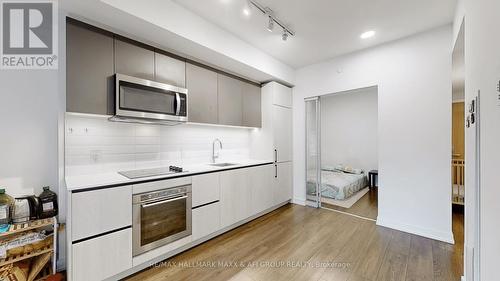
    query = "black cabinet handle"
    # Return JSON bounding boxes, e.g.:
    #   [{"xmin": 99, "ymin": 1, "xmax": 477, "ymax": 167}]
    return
[
  {"xmin": 274, "ymin": 149, "xmax": 278, "ymax": 163},
  {"xmin": 275, "ymin": 164, "xmax": 278, "ymax": 178}
]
